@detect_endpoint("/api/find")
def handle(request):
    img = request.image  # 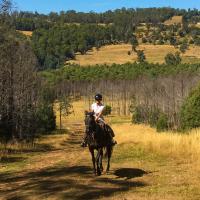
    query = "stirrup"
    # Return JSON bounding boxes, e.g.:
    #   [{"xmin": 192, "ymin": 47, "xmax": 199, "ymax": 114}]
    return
[{"xmin": 81, "ymin": 142, "xmax": 87, "ymax": 147}]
